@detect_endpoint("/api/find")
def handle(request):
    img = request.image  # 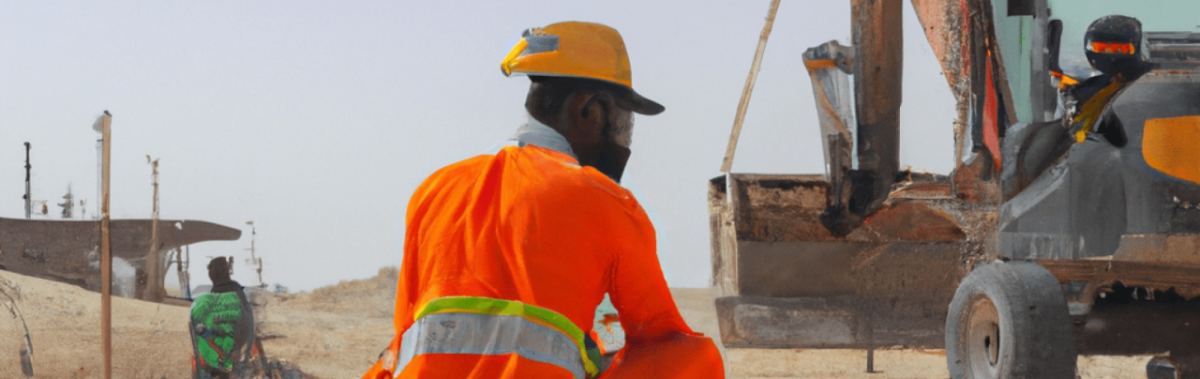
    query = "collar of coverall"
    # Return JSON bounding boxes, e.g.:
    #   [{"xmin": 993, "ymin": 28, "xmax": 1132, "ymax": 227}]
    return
[{"xmin": 514, "ymin": 113, "xmax": 578, "ymax": 161}]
